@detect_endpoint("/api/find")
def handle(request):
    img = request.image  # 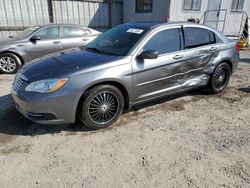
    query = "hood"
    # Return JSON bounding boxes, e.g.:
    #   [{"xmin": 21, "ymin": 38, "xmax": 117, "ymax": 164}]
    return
[
  {"xmin": 0, "ymin": 37, "xmax": 25, "ymax": 47},
  {"xmin": 21, "ymin": 48, "xmax": 122, "ymax": 82}
]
